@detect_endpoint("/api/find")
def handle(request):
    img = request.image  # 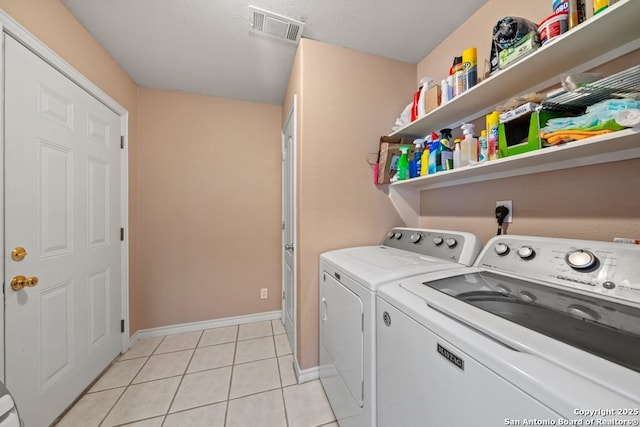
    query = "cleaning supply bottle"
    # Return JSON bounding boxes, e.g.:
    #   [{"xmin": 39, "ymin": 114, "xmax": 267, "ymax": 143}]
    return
[
  {"xmin": 462, "ymin": 47, "xmax": 477, "ymax": 92},
  {"xmin": 416, "ymin": 77, "xmax": 434, "ymax": 118},
  {"xmin": 438, "ymin": 130, "xmax": 454, "ymax": 172},
  {"xmin": 460, "ymin": 123, "xmax": 477, "ymax": 166},
  {"xmin": 428, "ymin": 132, "xmax": 440, "ymax": 174},
  {"xmin": 410, "ymin": 138, "xmax": 424, "ymax": 178},
  {"xmin": 451, "ymin": 56, "xmax": 464, "ymax": 98},
  {"xmin": 453, "ymin": 139, "xmax": 462, "ymax": 169},
  {"xmin": 486, "ymin": 111, "xmax": 500, "ymax": 161},
  {"xmin": 420, "ymin": 134, "xmax": 432, "ymax": 176},
  {"xmin": 478, "ymin": 130, "xmax": 488, "ymax": 163},
  {"xmin": 397, "ymin": 146, "xmax": 411, "ymax": 181}
]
